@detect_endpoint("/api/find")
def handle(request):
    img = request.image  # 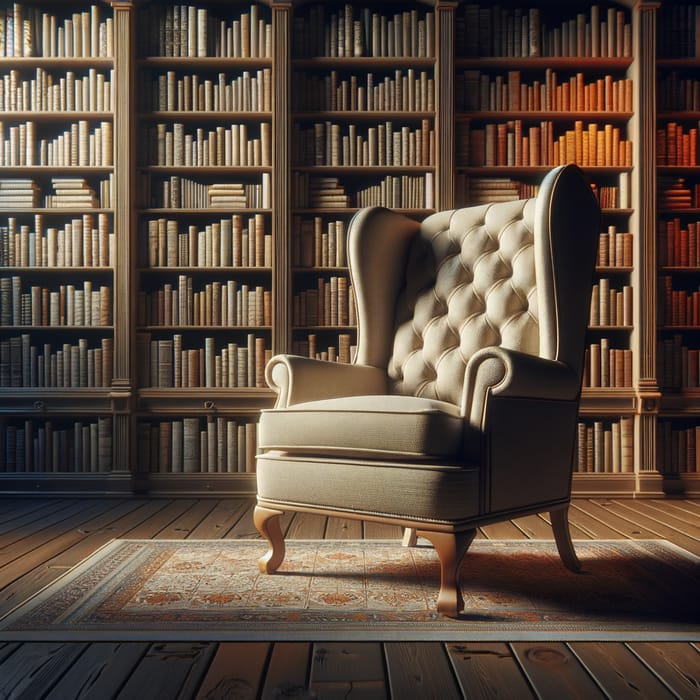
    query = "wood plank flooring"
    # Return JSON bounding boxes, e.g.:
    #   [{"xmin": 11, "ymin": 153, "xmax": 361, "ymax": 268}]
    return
[{"xmin": 0, "ymin": 496, "xmax": 698, "ymax": 699}]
